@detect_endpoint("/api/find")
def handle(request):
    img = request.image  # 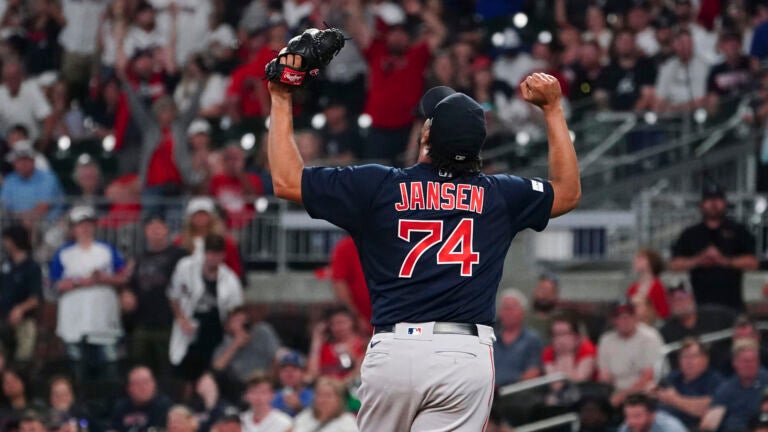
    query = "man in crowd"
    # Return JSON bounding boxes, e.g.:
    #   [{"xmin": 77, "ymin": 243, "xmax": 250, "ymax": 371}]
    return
[
  {"xmin": 619, "ymin": 392, "xmax": 687, "ymax": 432},
  {"xmin": 59, "ymin": 0, "xmax": 110, "ymax": 99},
  {"xmin": 208, "ymin": 143, "xmax": 264, "ymax": 229},
  {"xmin": 211, "ymin": 408, "xmax": 242, "ymax": 432},
  {"xmin": 595, "ymin": 28, "xmax": 657, "ymax": 112},
  {"xmin": 121, "ymin": 215, "xmax": 187, "ymax": 377},
  {"xmin": 526, "ymin": 274, "xmax": 561, "ymax": 344},
  {"xmin": 240, "ymin": 374, "xmax": 292, "ymax": 432},
  {"xmin": 718, "ymin": 316, "xmax": 768, "ymax": 375},
  {"xmin": 654, "ymin": 29, "xmax": 709, "ymax": 112},
  {"xmin": 330, "ymin": 236, "xmax": 371, "ymax": 331},
  {"xmin": 655, "ymin": 338, "xmax": 724, "ymax": 429},
  {"xmin": 1, "ymin": 141, "xmax": 64, "ymax": 226},
  {"xmin": 669, "ymin": 183, "xmax": 758, "ymax": 311},
  {"xmin": 50, "ymin": 206, "xmax": 128, "ymax": 389},
  {"xmin": 494, "ymin": 289, "xmax": 543, "ymax": 387},
  {"xmin": 17, "ymin": 412, "xmax": 47, "ymax": 432},
  {"xmin": 0, "ymin": 60, "xmax": 53, "ymax": 143},
  {"xmin": 111, "ymin": 366, "xmax": 173, "ymax": 432},
  {"xmin": 701, "ymin": 339, "xmax": 768, "ymax": 432},
  {"xmin": 706, "ymin": 31, "xmax": 752, "ymax": 115},
  {"xmin": 212, "ymin": 306, "xmax": 281, "ymax": 387},
  {"xmin": 0, "ymin": 226, "xmax": 42, "ymax": 362},
  {"xmin": 272, "ymin": 351, "xmax": 315, "ymax": 417},
  {"xmin": 319, "ymin": 97, "xmax": 360, "ymax": 165},
  {"xmin": 598, "ymin": 302, "xmax": 664, "ymax": 407},
  {"xmin": 660, "ymin": 282, "xmax": 737, "ymax": 343}
]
